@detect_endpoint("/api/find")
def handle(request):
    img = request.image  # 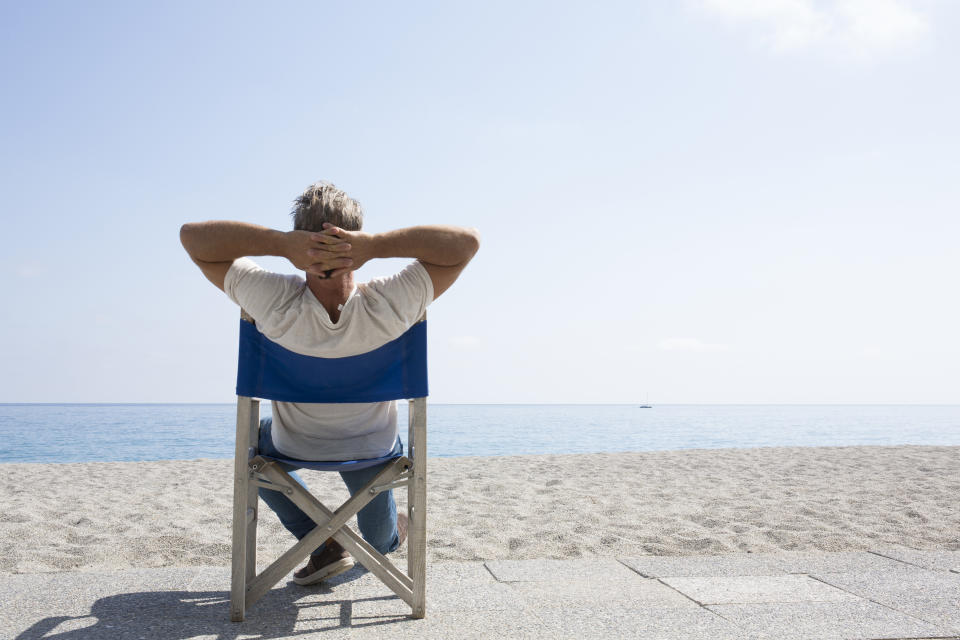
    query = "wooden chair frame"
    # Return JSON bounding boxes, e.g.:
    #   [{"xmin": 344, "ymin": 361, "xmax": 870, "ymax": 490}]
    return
[{"xmin": 229, "ymin": 314, "xmax": 427, "ymax": 622}]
